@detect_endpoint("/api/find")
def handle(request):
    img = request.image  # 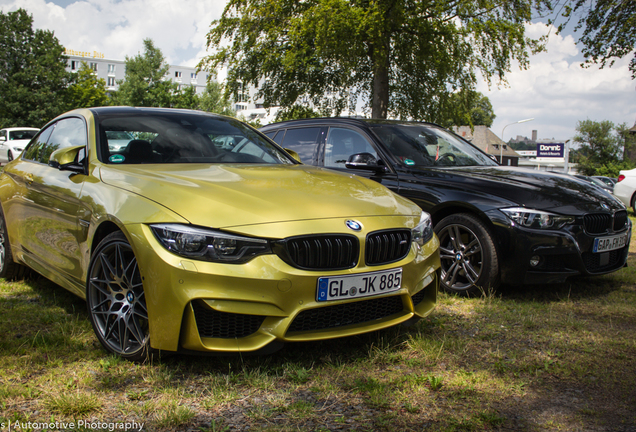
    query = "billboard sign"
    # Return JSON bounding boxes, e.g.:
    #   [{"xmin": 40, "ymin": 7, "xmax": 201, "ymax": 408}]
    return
[{"xmin": 537, "ymin": 143, "xmax": 565, "ymax": 158}]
